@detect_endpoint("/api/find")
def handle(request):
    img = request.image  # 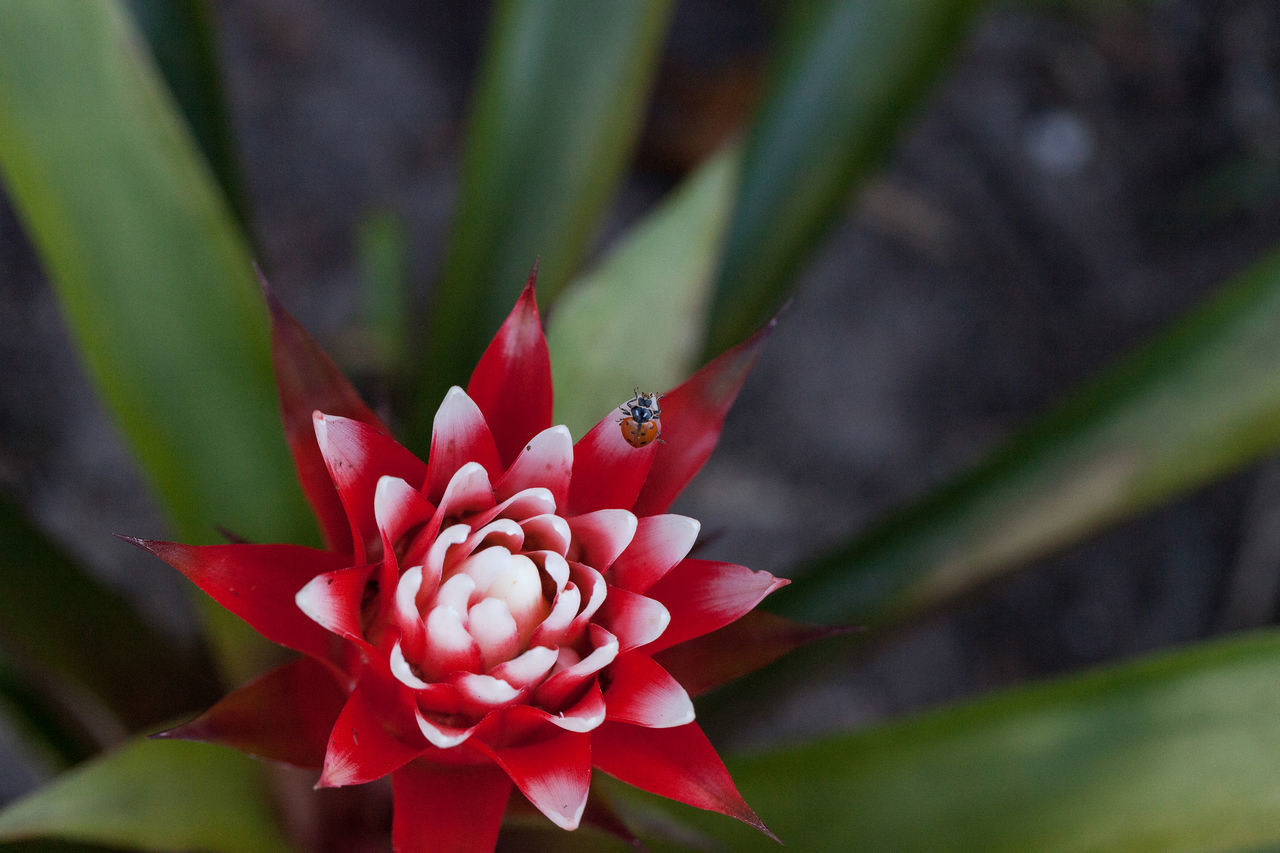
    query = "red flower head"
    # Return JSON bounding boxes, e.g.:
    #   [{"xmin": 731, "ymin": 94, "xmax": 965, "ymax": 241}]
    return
[{"xmin": 130, "ymin": 271, "xmax": 823, "ymax": 851}]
